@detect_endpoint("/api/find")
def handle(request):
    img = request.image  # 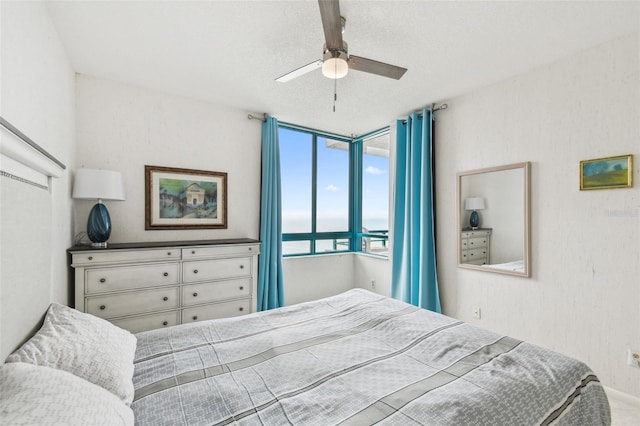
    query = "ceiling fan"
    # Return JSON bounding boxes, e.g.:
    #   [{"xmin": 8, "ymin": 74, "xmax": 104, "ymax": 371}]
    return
[{"xmin": 276, "ymin": 0, "xmax": 407, "ymax": 82}]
